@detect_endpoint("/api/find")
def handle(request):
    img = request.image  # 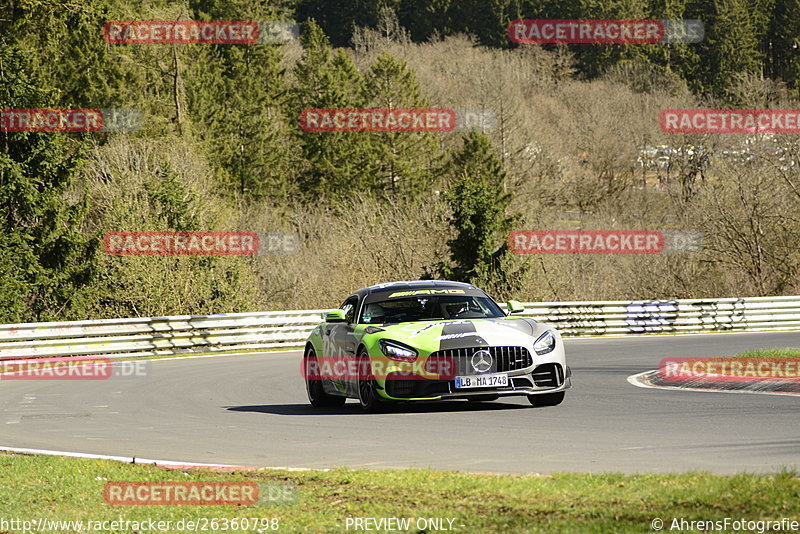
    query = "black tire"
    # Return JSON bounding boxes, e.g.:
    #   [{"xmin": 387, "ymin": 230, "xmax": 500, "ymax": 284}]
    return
[
  {"xmin": 305, "ymin": 347, "xmax": 346, "ymax": 408},
  {"xmin": 357, "ymin": 349, "xmax": 385, "ymax": 413},
  {"xmin": 527, "ymin": 391, "xmax": 565, "ymax": 407}
]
